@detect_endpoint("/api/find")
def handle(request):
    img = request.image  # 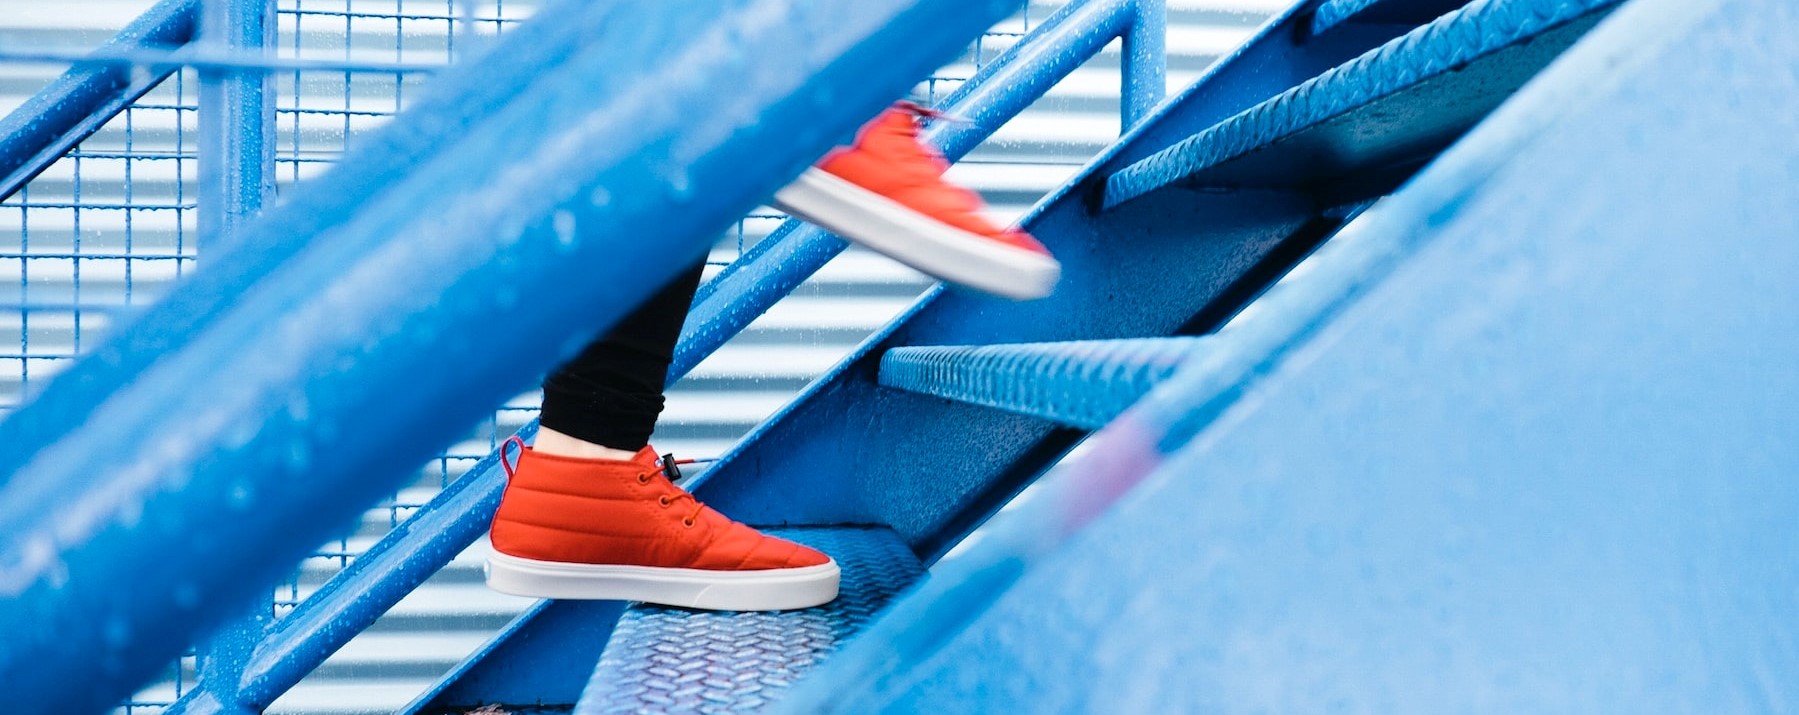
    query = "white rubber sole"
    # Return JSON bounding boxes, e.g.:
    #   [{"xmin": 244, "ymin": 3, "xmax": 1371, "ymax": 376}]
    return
[
  {"xmin": 486, "ymin": 551, "xmax": 841, "ymax": 612},
  {"xmin": 773, "ymin": 168, "xmax": 1061, "ymax": 300}
]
